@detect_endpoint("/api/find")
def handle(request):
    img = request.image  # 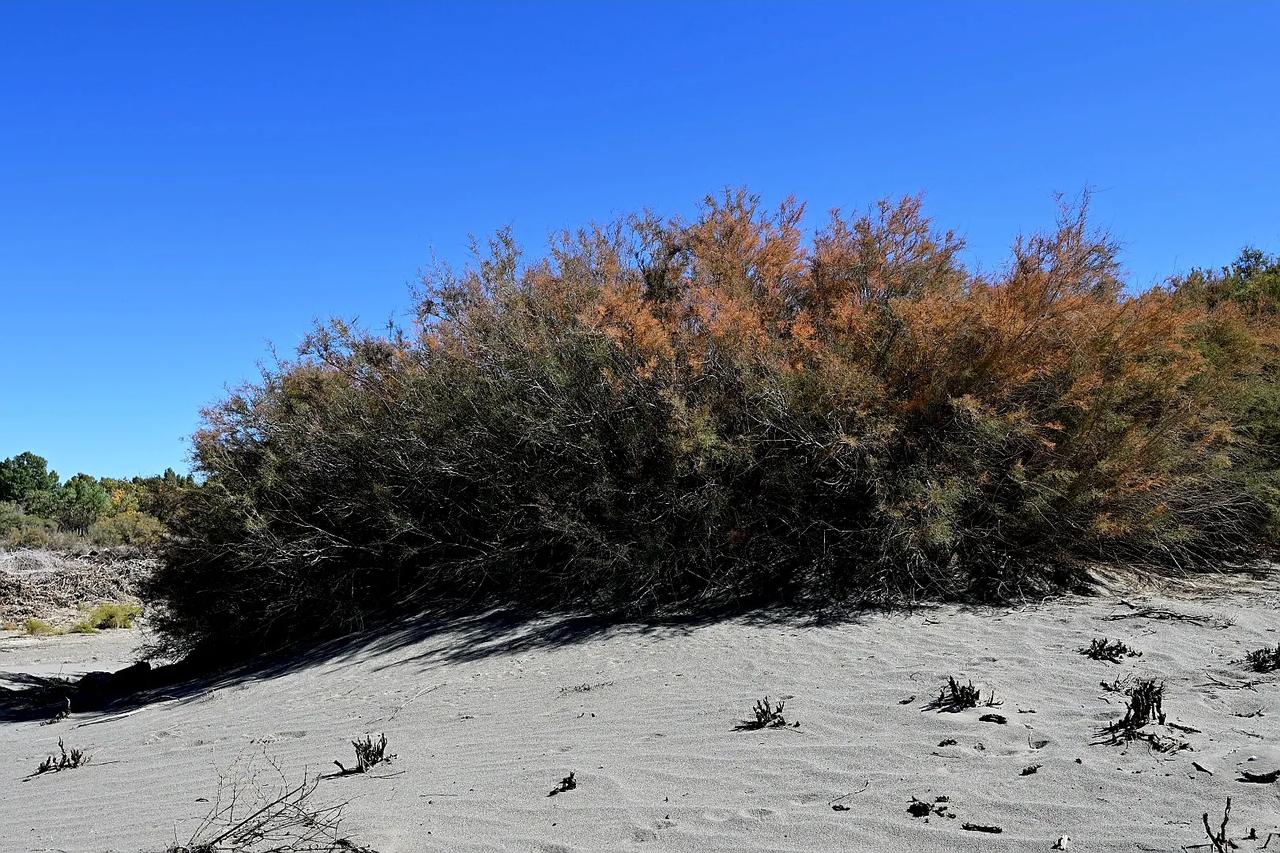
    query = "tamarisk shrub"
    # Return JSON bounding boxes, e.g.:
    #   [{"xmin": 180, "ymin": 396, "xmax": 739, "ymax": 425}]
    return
[{"xmin": 148, "ymin": 192, "xmax": 1272, "ymax": 660}]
